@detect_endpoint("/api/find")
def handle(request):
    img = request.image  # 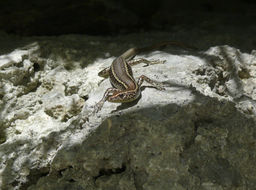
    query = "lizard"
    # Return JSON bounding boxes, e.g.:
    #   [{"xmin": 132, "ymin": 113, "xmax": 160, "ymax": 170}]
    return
[{"xmin": 94, "ymin": 41, "xmax": 196, "ymax": 113}]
